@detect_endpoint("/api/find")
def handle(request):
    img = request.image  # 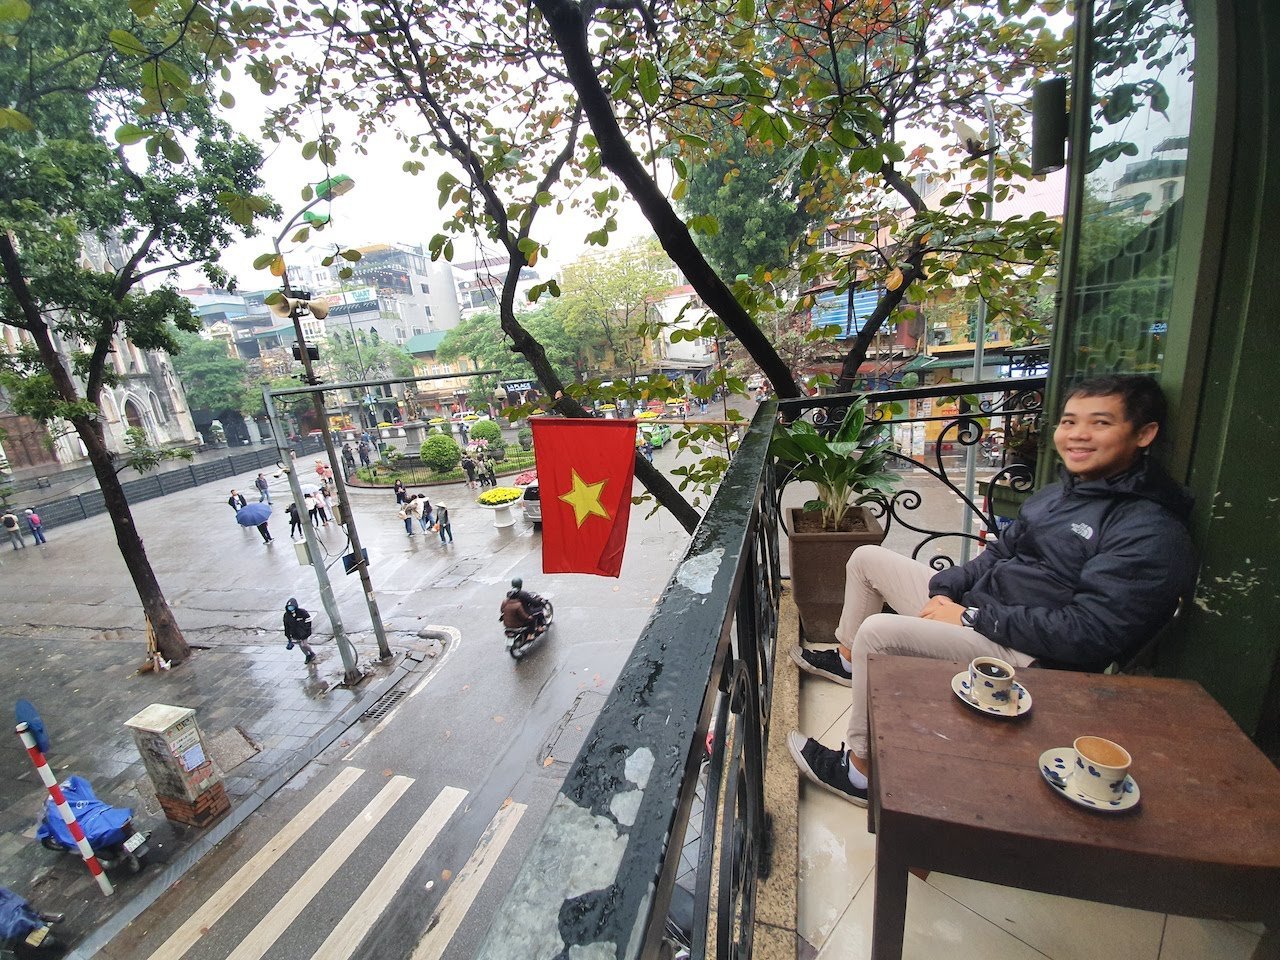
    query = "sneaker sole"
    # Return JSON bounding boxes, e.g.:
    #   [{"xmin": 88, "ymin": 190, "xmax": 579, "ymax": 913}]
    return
[
  {"xmin": 788, "ymin": 645, "xmax": 852, "ymax": 687},
  {"xmin": 787, "ymin": 732, "xmax": 868, "ymax": 807}
]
